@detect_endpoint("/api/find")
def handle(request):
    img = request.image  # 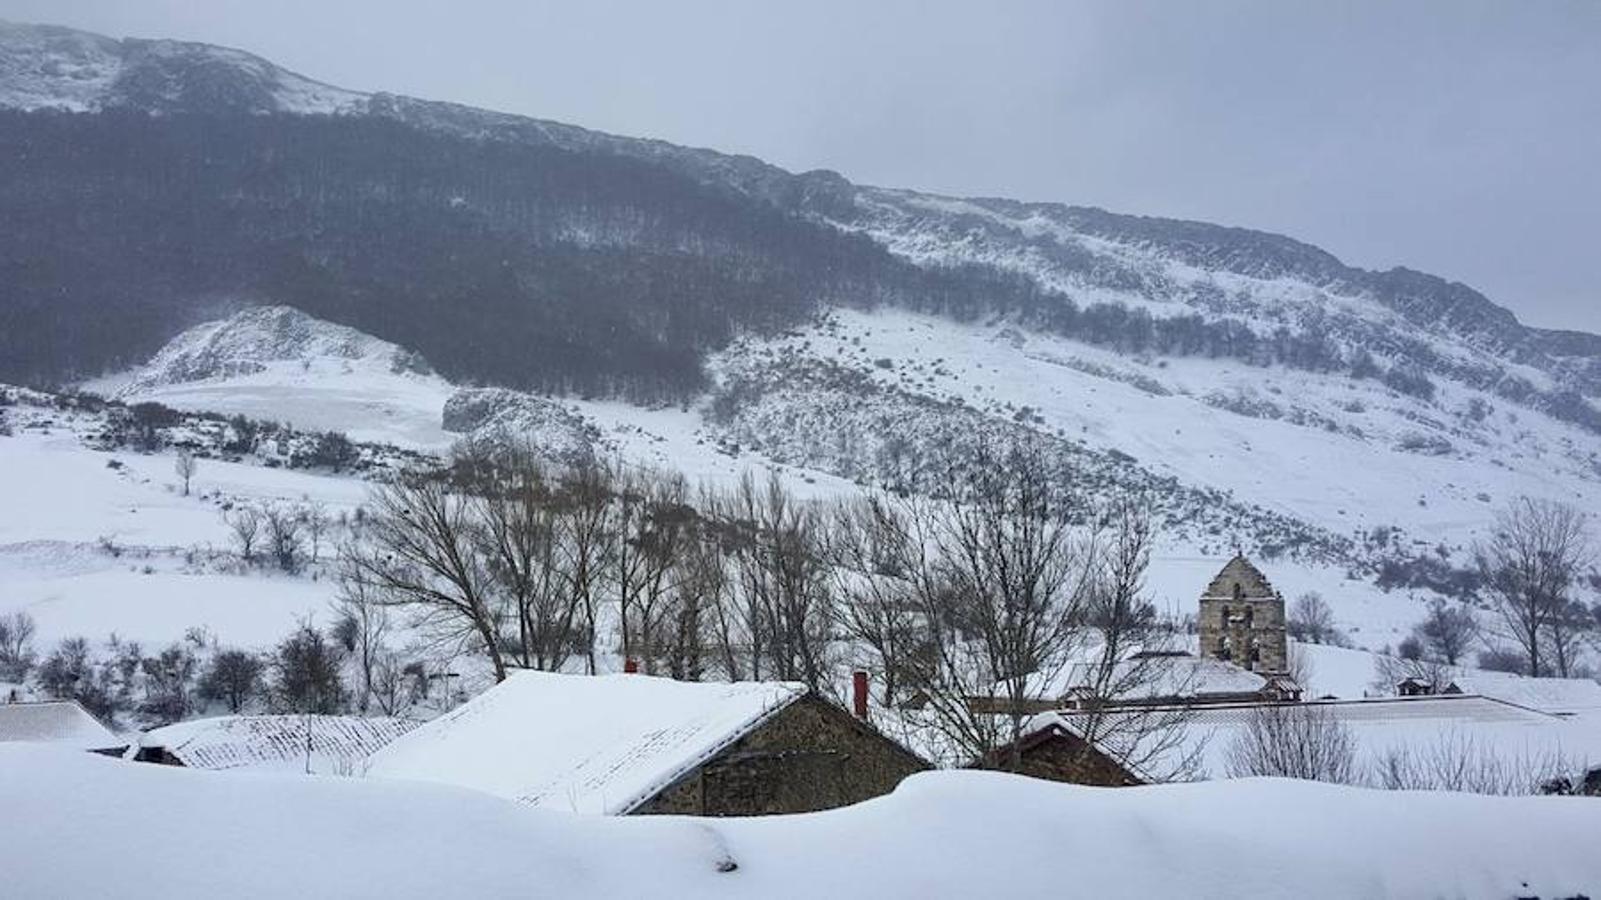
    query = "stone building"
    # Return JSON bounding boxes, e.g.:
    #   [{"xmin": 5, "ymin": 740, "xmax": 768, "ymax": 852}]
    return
[
  {"xmin": 367, "ymin": 670, "xmax": 928, "ymax": 816},
  {"xmin": 1197, "ymin": 555, "xmax": 1288, "ymax": 675}
]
